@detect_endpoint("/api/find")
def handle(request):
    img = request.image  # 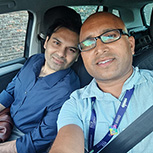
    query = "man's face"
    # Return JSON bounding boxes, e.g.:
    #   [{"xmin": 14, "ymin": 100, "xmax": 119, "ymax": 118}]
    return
[
  {"xmin": 44, "ymin": 27, "xmax": 79, "ymax": 73},
  {"xmin": 80, "ymin": 13, "xmax": 135, "ymax": 84}
]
